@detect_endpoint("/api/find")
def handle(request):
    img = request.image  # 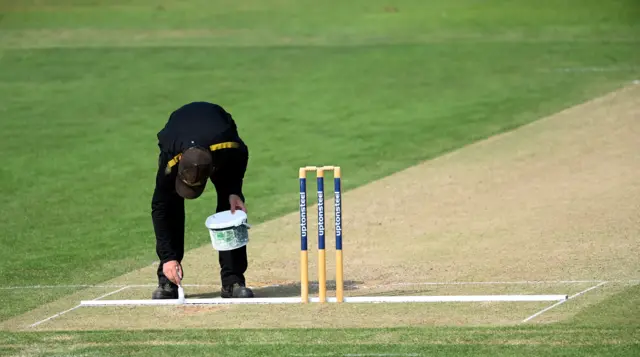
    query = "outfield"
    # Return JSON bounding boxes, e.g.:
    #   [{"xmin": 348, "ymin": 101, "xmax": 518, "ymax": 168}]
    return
[{"xmin": 1, "ymin": 0, "xmax": 639, "ymax": 356}]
